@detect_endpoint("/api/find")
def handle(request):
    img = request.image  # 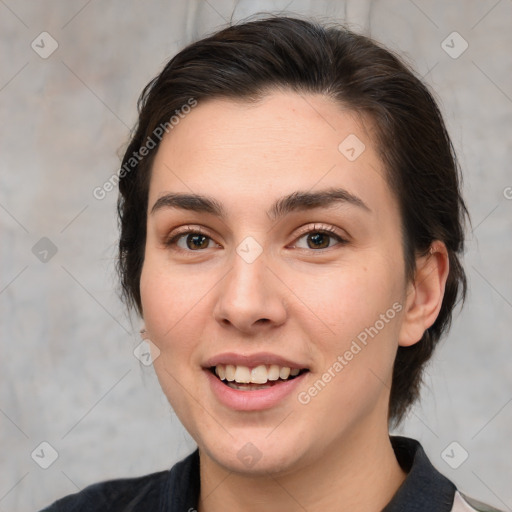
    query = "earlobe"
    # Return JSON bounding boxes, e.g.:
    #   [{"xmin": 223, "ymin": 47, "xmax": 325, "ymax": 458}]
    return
[{"xmin": 398, "ymin": 241, "xmax": 450, "ymax": 347}]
